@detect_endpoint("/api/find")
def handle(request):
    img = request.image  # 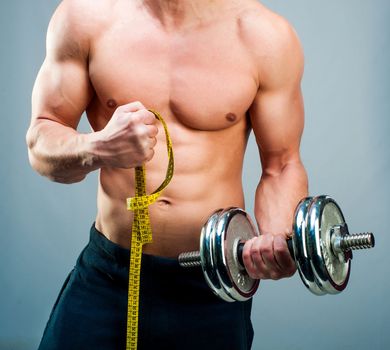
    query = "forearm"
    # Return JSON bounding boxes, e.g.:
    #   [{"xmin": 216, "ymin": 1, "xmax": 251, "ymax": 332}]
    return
[
  {"xmin": 255, "ymin": 160, "xmax": 308, "ymax": 236},
  {"xmin": 26, "ymin": 119, "xmax": 101, "ymax": 184}
]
